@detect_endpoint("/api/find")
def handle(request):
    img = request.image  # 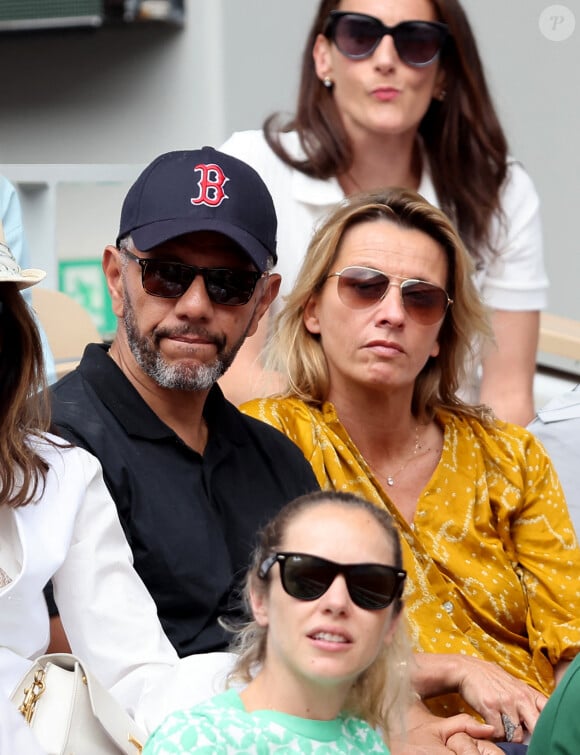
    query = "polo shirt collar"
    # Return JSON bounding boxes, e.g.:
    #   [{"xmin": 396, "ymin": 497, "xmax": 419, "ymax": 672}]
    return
[
  {"xmin": 79, "ymin": 343, "xmax": 249, "ymax": 445},
  {"xmin": 78, "ymin": 343, "xmax": 172, "ymax": 439}
]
